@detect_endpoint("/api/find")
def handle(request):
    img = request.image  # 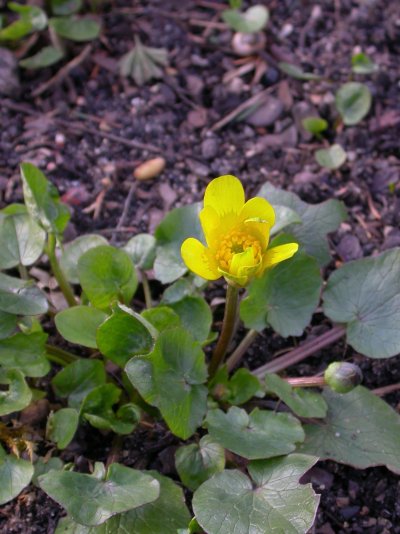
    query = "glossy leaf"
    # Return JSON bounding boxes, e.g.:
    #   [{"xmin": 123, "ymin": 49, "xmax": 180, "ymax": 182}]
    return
[
  {"xmin": 0, "ymin": 368, "xmax": 32, "ymax": 416},
  {"xmin": 315, "ymin": 144, "xmax": 347, "ymax": 170},
  {"xmin": 168, "ymin": 296, "xmax": 212, "ymax": 343},
  {"xmin": 20, "ymin": 163, "xmax": 70, "ymax": 235},
  {"xmin": 126, "ymin": 327, "xmax": 208, "ymax": 439},
  {"xmin": 336, "ymin": 82, "xmax": 372, "ymax": 125},
  {"xmin": 351, "ymin": 52, "xmax": 377, "ymax": 74},
  {"xmin": 0, "ymin": 445, "xmax": 34, "ymax": 505},
  {"xmin": 60, "ymin": 235, "xmax": 108, "ymax": 284},
  {"xmin": 52, "ymin": 359, "xmax": 106, "ymax": 409},
  {"xmin": 264, "ymin": 374, "xmax": 327, "ymax": 418},
  {"xmin": 20, "ymin": 46, "xmax": 64, "ymax": 69},
  {"xmin": 39, "ymin": 463, "xmax": 160, "ymax": 526},
  {"xmin": 0, "ymin": 213, "xmax": 46, "ymax": 268},
  {"xmin": 206, "ymin": 406, "xmax": 304, "ymax": 460},
  {"xmin": 124, "ymin": 233, "xmax": 156, "ymax": 270},
  {"xmin": 49, "ymin": 16, "xmax": 100, "ymax": 42},
  {"xmin": 241, "ymin": 251, "xmax": 322, "ymax": 336},
  {"xmin": 175, "ymin": 435, "xmax": 225, "ymax": 491},
  {"xmin": 0, "ymin": 3, "xmax": 47, "ymax": 40},
  {"xmin": 271, "ymin": 205, "xmax": 302, "ymax": 236},
  {"xmin": 78, "ymin": 246, "xmax": 137, "ymax": 310},
  {"xmin": 222, "ymin": 5, "xmax": 269, "ymax": 33},
  {"xmin": 0, "ymin": 272, "xmax": 48, "ymax": 315},
  {"xmin": 302, "ymin": 117, "xmax": 328, "ymax": 136},
  {"xmin": 298, "ymin": 387, "xmax": 400, "ymax": 474},
  {"xmin": 141, "ymin": 306, "xmax": 181, "ymax": 333},
  {"xmin": 193, "ymin": 454, "xmax": 319, "ymax": 534},
  {"xmin": 0, "ymin": 331, "xmax": 49, "ymax": 377},
  {"xmin": 323, "ymin": 248, "xmax": 400, "ymax": 358},
  {"xmin": 96, "ymin": 307, "xmax": 153, "ymax": 367},
  {"xmin": 55, "ymin": 306, "xmax": 107, "ymax": 349},
  {"xmin": 47, "ymin": 408, "xmax": 79, "ymax": 449},
  {"xmin": 258, "ymin": 182, "xmax": 346, "ymax": 265},
  {"xmin": 0, "ymin": 311, "xmax": 17, "ymax": 339}
]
